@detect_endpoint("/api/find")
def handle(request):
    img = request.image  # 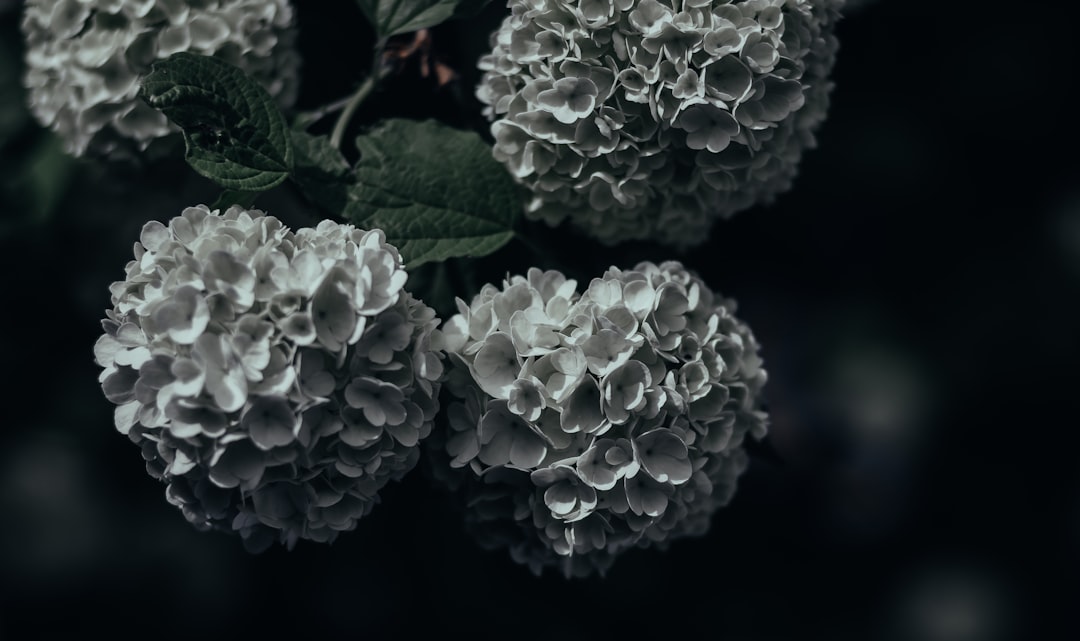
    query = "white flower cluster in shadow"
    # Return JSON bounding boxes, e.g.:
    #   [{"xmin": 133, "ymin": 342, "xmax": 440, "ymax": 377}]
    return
[
  {"xmin": 431, "ymin": 261, "xmax": 767, "ymax": 575},
  {"xmin": 95, "ymin": 205, "xmax": 444, "ymax": 551},
  {"xmin": 22, "ymin": 0, "xmax": 300, "ymax": 158},
  {"xmin": 477, "ymin": 0, "xmax": 842, "ymax": 247}
]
